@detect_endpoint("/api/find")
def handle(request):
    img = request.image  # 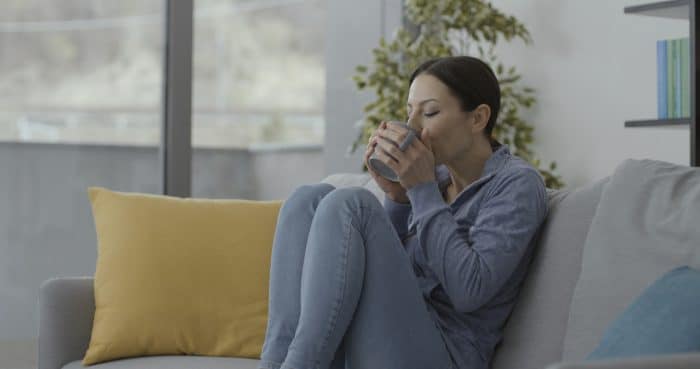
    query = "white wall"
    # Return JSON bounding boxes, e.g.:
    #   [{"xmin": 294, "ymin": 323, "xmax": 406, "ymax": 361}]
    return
[
  {"xmin": 324, "ymin": 0, "xmax": 403, "ymax": 175},
  {"xmin": 324, "ymin": 0, "xmax": 691, "ymax": 188},
  {"xmin": 490, "ymin": 0, "xmax": 690, "ymax": 188}
]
